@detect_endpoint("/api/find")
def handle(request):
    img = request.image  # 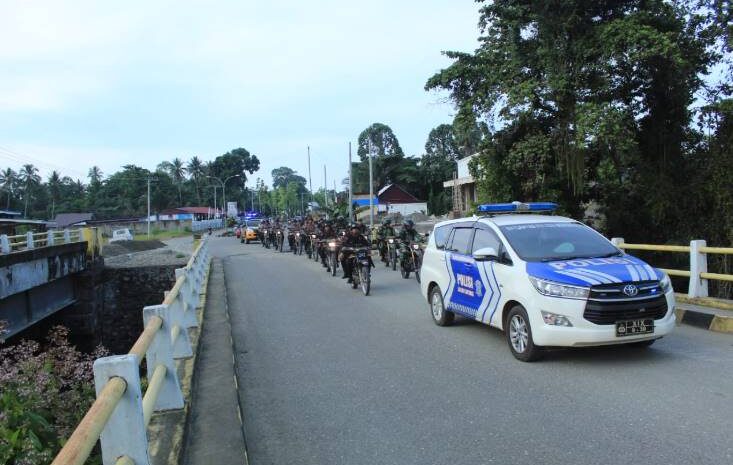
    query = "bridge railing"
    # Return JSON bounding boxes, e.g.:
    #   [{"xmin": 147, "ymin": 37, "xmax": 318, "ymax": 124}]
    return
[
  {"xmin": 611, "ymin": 238, "xmax": 733, "ymax": 299},
  {"xmin": 0, "ymin": 229, "xmax": 84, "ymax": 254},
  {"xmin": 50, "ymin": 237, "xmax": 210, "ymax": 465}
]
